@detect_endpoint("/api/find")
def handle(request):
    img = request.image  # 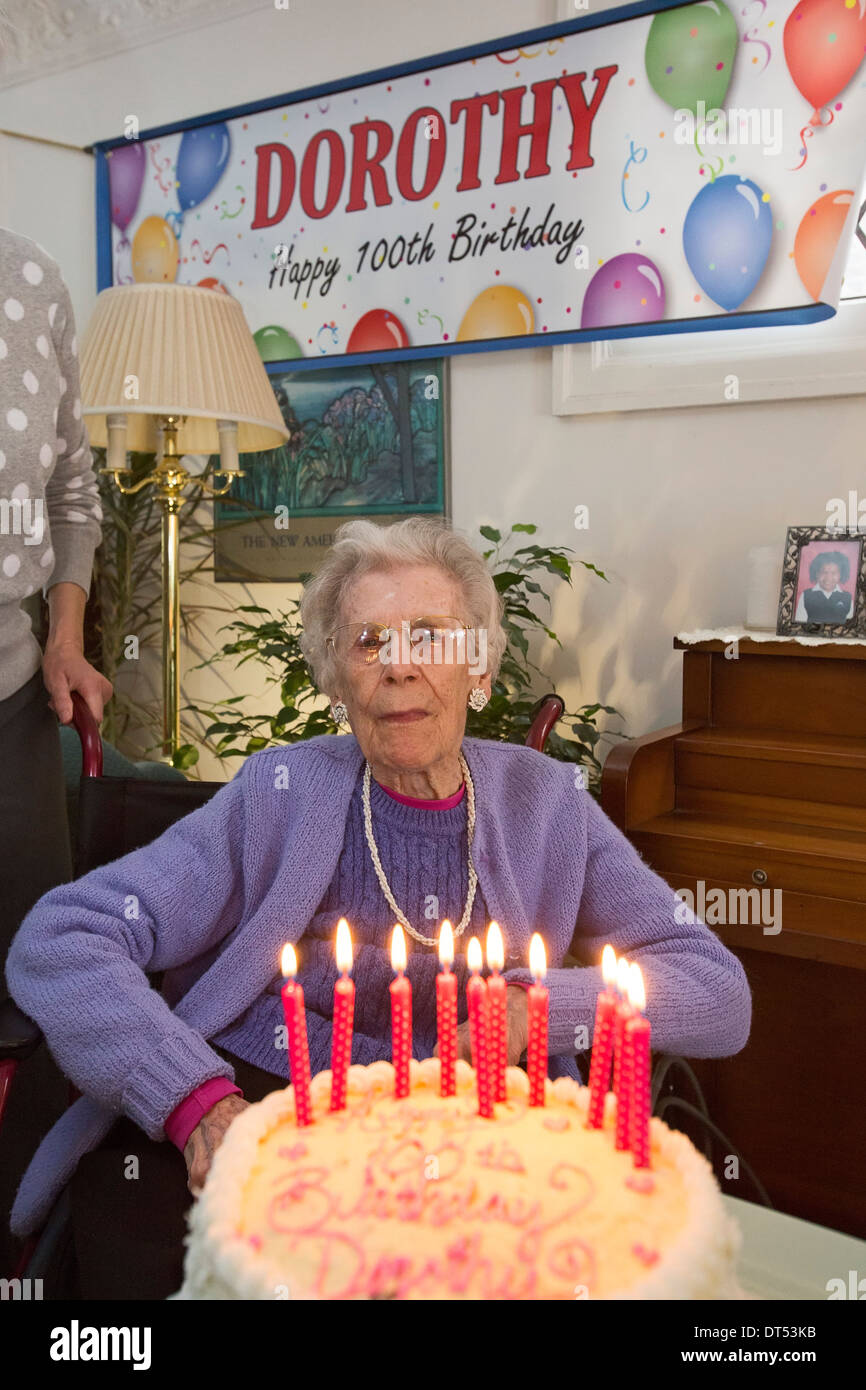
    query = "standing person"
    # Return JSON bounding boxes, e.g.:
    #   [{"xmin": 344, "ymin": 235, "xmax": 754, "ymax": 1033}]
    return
[{"xmin": 0, "ymin": 226, "xmax": 113, "ymax": 1273}]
